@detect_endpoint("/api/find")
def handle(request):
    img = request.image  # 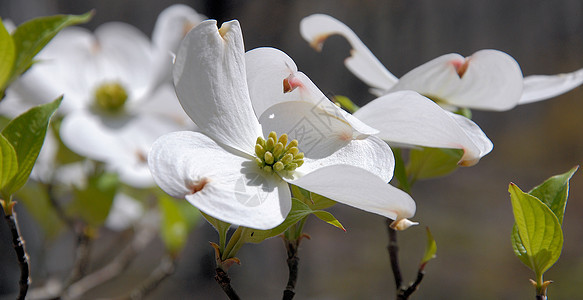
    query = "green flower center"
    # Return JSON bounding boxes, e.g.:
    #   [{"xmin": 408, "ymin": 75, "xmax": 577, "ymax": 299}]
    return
[
  {"xmin": 254, "ymin": 131, "xmax": 304, "ymax": 173},
  {"xmin": 94, "ymin": 82, "xmax": 128, "ymax": 112}
]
